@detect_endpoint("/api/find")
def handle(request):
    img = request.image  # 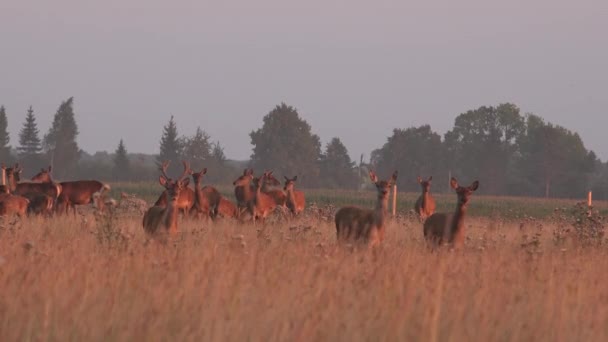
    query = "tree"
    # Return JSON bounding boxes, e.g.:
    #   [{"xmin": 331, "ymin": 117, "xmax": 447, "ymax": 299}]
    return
[
  {"xmin": 0, "ymin": 106, "xmax": 11, "ymax": 163},
  {"xmin": 319, "ymin": 137, "xmax": 358, "ymax": 189},
  {"xmin": 444, "ymin": 103, "xmax": 525, "ymax": 194},
  {"xmin": 371, "ymin": 125, "xmax": 445, "ymax": 192},
  {"xmin": 44, "ymin": 97, "xmax": 80, "ymax": 179},
  {"xmin": 113, "ymin": 139, "xmax": 130, "ymax": 180},
  {"xmin": 18, "ymin": 106, "xmax": 44, "ymax": 173},
  {"xmin": 516, "ymin": 114, "xmax": 596, "ymax": 198},
  {"xmin": 182, "ymin": 127, "xmax": 212, "ymax": 171},
  {"xmin": 157, "ymin": 115, "xmax": 184, "ymax": 177},
  {"xmin": 250, "ymin": 103, "xmax": 321, "ymax": 187}
]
